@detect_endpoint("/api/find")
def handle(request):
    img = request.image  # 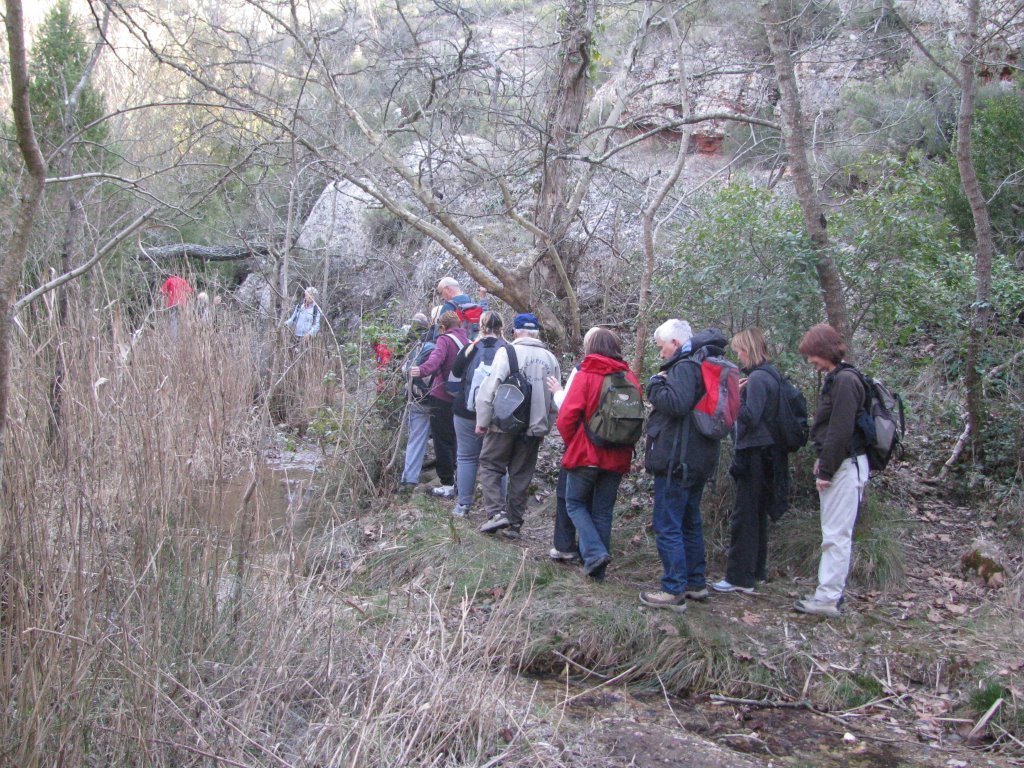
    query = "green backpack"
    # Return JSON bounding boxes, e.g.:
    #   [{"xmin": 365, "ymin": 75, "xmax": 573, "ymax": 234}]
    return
[{"xmin": 584, "ymin": 371, "xmax": 645, "ymax": 448}]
